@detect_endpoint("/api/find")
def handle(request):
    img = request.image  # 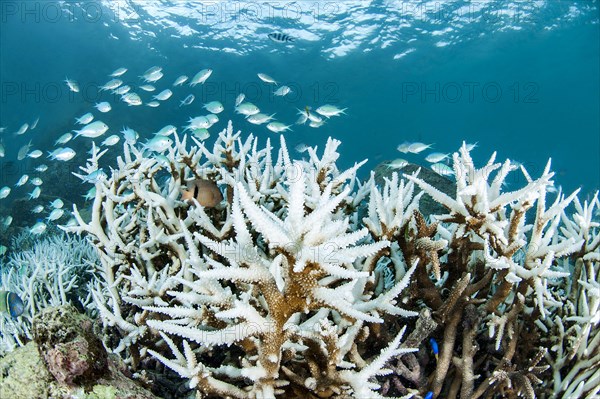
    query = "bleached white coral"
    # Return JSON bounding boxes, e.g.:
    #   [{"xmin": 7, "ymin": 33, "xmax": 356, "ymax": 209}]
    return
[
  {"xmin": 407, "ymin": 144, "xmax": 583, "ymax": 317},
  {"xmin": 67, "ymin": 121, "xmax": 418, "ymax": 398},
  {"xmin": 398, "ymin": 142, "xmax": 599, "ymax": 398},
  {"xmin": 541, "ymin": 193, "xmax": 600, "ymax": 398},
  {"xmin": 0, "ymin": 233, "xmax": 98, "ymax": 355},
  {"xmin": 64, "ymin": 119, "xmax": 600, "ymax": 398},
  {"xmin": 363, "ymin": 171, "xmax": 423, "ymax": 240}
]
